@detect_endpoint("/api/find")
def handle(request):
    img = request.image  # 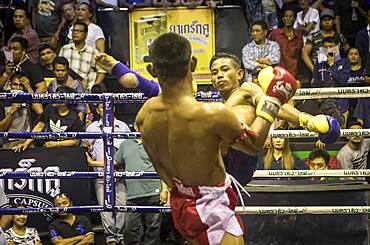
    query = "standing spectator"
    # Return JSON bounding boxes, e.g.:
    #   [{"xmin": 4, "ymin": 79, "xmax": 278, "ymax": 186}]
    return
[
  {"xmin": 8, "ymin": 6, "xmax": 40, "ymax": 64},
  {"xmin": 48, "ymin": 193, "xmax": 94, "ymax": 245},
  {"xmin": 302, "ymin": 8, "xmax": 349, "ymax": 74},
  {"xmin": 1, "ymin": 72, "xmax": 43, "ymax": 149},
  {"xmin": 48, "ymin": 57, "xmax": 85, "ymax": 120},
  {"xmin": 257, "ymin": 136, "xmax": 307, "ymax": 170},
  {"xmin": 347, "ymin": 47, "xmax": 367, "ymax": 86},
  {"xmin": 67, "ymin": 2, "xmax": 105, "ymax": 52},
  {"xmin": 84, "ymin": 94, "xmax": 129, "ymax": 245},
  {"xmin": 355, "ymin": 8, "xmax": 370, "ymax": 66},
  {"xmin": 337, "ymin": 121, "xmax": 370, "ymax": 169},
  {"xmin": 293, "ymin": 0, "xmax": 320, "ymax": 41},
  {"xmin": 313, "ymin": 36, "xmax": 351, "ymax": 123},
  {"xmin": 115, "ymin": 138, "xmax": 166, "ymax": 245},
  {"xmin": 31, "ymin": 0, "xmax": 62, "ymax": 47},
  {"xmin": 5, "ymin": 204, "xmax": 42, "ymax": 245},
  {"xmin": 353, "ymin": 98, "xmax": 370, "ymax": 128},
  {"xmin": 335, "ymin": 0, "xmax": 368, "ymax": 46},
  {"xmin": 12, "ymin": 86, "xmax": 84, "ymax": 152},
  {"xmin": 51, "ymin": 0, "xmax": 78, "ymax": 49},
  {"xmin": 1, "ymin": 36, "xmax": 46, "ymax": 96},
  {"xmin": 243, "ymin": 0, "xmax": 264, "ymax": 26},
  {"xmin": 242, "ymin": 20, "xmax": 280, "ymax": 82},
  {"xmin": 262, "ymin": 0, "xmax": 278, "ymax": 30},
  {"xmin": 269, "ymin": 7, "xmax": 303, "ymax": 77},
  {"xmin": 59, "ymin": 21, "xmax": 105, "ymax": 91},
  {"xmin": 39, "ymin": 44, "xmax": 86, "ymax": 86}
]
